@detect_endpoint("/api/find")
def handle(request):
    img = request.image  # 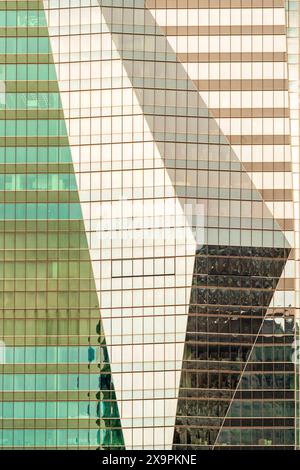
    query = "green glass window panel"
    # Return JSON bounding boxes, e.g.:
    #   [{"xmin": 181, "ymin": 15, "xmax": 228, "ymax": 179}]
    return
[
  {"xmin": 0, "ymin": 11, "xmax": 47, "ymax": 27},
  {"xmin": 0, "ymin": 3, "xmax": 124, "ymax": 450},
  {"xmin": 0, "ymin": 203, "xmax": 82, "ymax": 220},
  {"xmin": 0, "ymin": 120, "xmax": 67, "ymax": 137},
  {"xmin": 0, "ymin": 430, "xmax": 102, "ymax": 447},
  {"xmin": 0, "ymin": 38, "xmax": 50, "ymax": 54},
  {"xmin": 0, "ymin": 174, "xmax": 77, "ymax": 190},
  {"xmin": 0, "ymin": 65, "xmax": 57, "ymax": 81},
  {"xmin": 0, "ymin": 374, "xmax": 104, "ymax": 391},
  {"xmin": 0, "ymin": 147, "xmax": 72, "ymax": 164},
  {"xmin": 1, "ymin": 93, "xmax": 61, "ymax": 109}
]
